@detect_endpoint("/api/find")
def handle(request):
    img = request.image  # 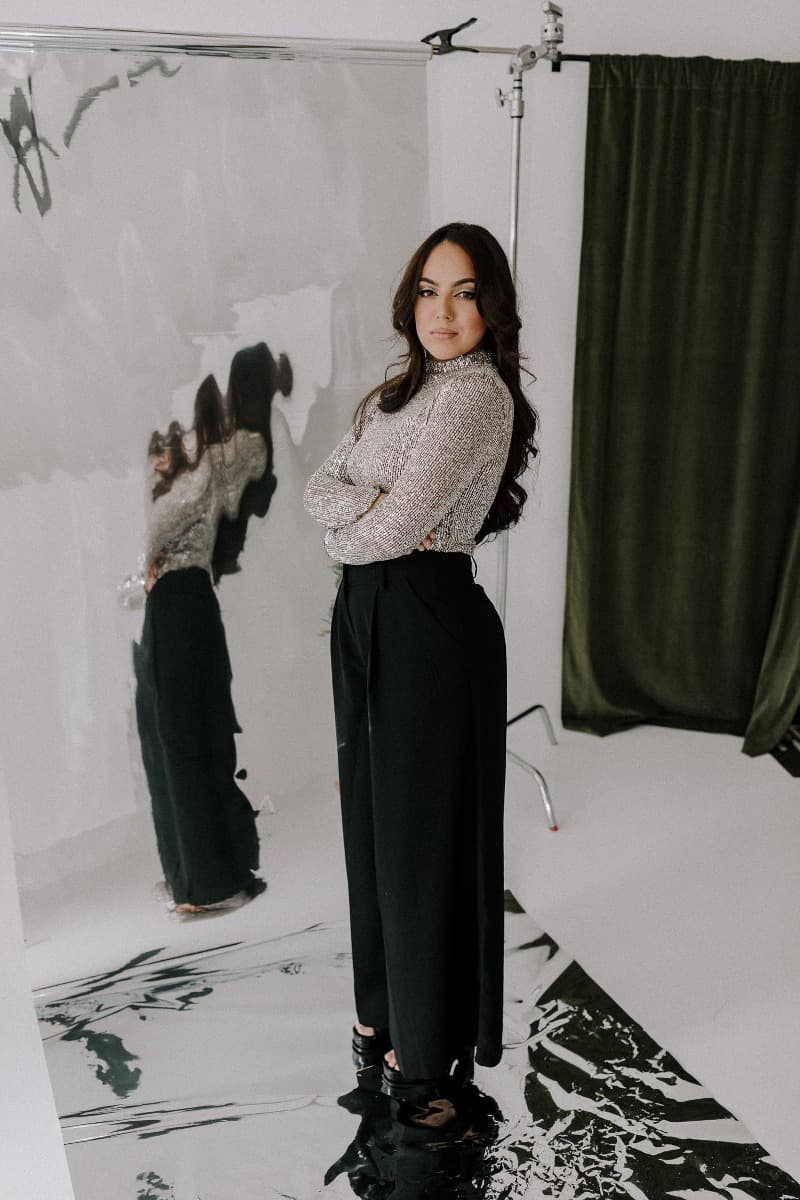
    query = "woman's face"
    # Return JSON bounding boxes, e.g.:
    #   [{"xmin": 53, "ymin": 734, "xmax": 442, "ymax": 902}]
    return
[{"xmin": 414, "ymin": 241, "xmax": 487, "ymax": 361}]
